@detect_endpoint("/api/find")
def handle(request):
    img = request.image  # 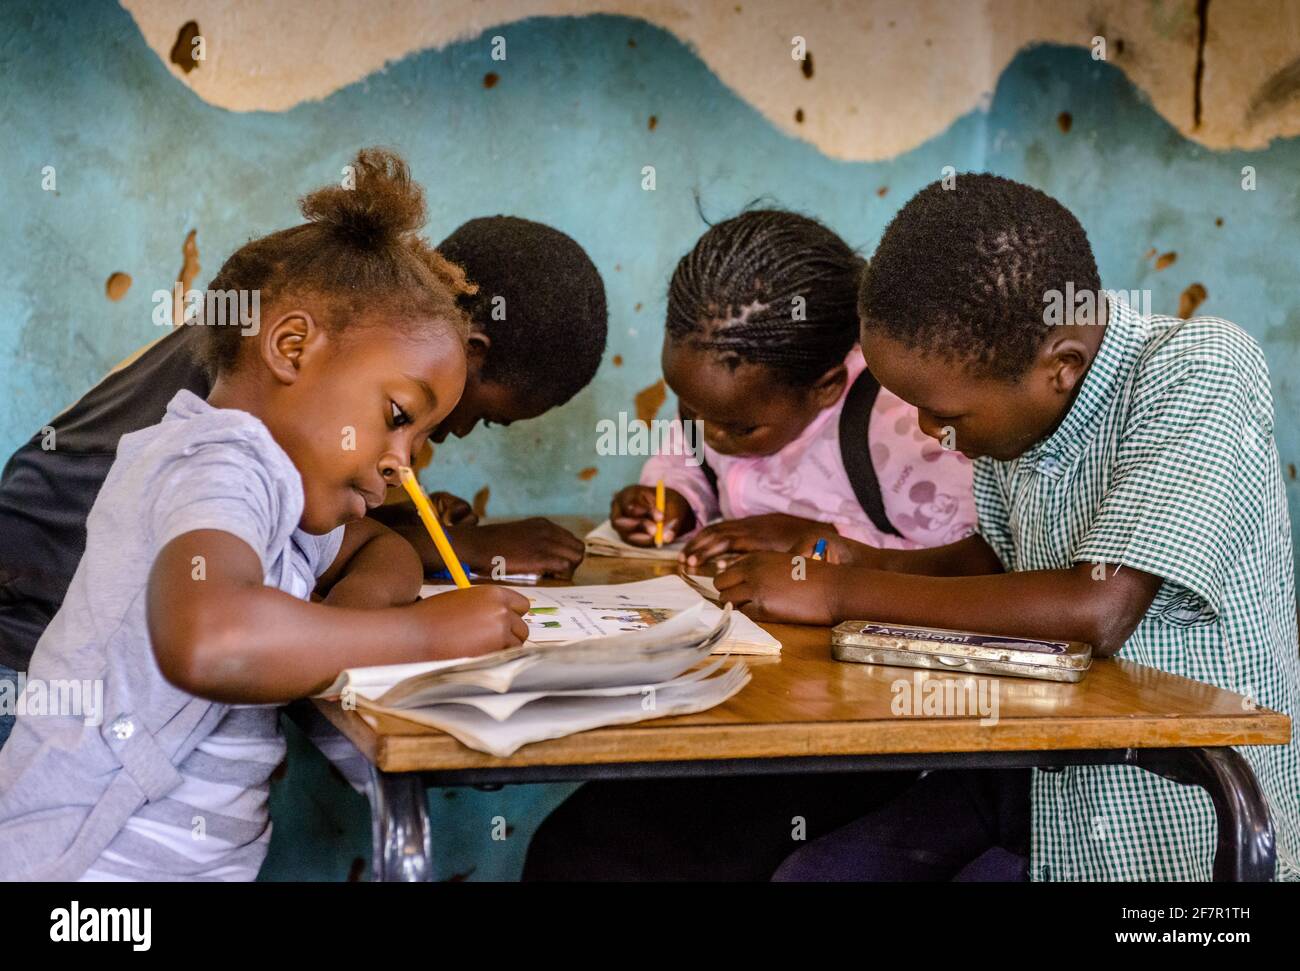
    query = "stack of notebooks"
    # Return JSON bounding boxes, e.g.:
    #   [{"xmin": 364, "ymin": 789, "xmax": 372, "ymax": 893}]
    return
[{"xmin": 319, "ymin": 576, "xmax": 775, "ymax": 757}]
